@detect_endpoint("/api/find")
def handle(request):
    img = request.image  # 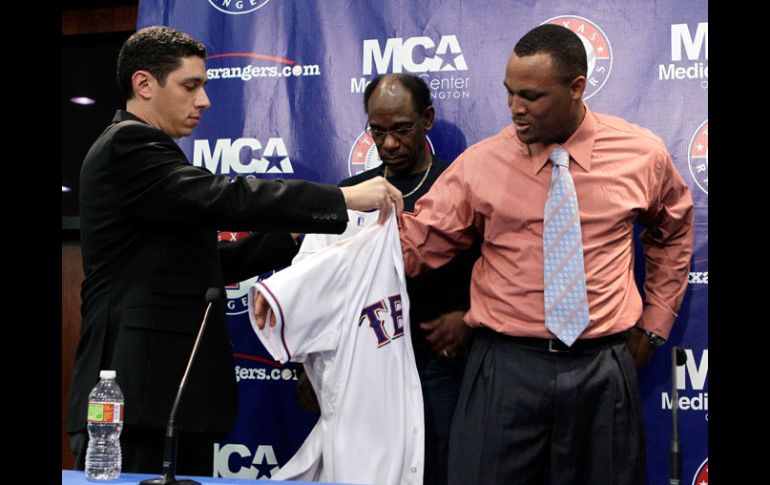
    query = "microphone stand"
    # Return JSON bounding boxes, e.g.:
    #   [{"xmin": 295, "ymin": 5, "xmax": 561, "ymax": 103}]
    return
[
  {"xmin": 140, "ymin": 289, "xmax": 220, "ymax": 485},
  {"xmin": 669, "ymin": 346, "xmax": 687, "ymax": 485}
]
